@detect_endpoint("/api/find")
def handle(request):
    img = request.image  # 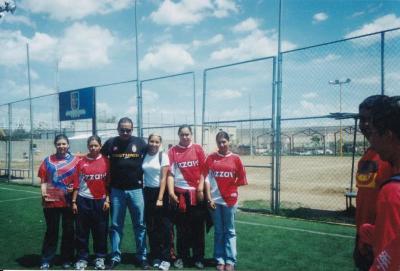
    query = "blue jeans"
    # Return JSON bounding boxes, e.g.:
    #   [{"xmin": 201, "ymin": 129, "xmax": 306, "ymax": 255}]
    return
[
  {"xmin": 110, "ymin": 188, "xmax": 147, "ymax": 262},
  {"xmin": 210, "ymin": 204, "xmax": 237, "ymax": 266}
]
